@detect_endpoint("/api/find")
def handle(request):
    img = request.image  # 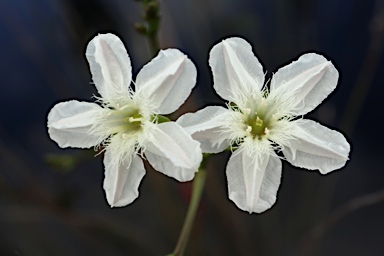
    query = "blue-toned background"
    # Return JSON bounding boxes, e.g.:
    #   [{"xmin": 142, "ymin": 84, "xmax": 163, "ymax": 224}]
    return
[{"xmin": 0, "ymin": 0, "xmax": 383, "ymax": 255}]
